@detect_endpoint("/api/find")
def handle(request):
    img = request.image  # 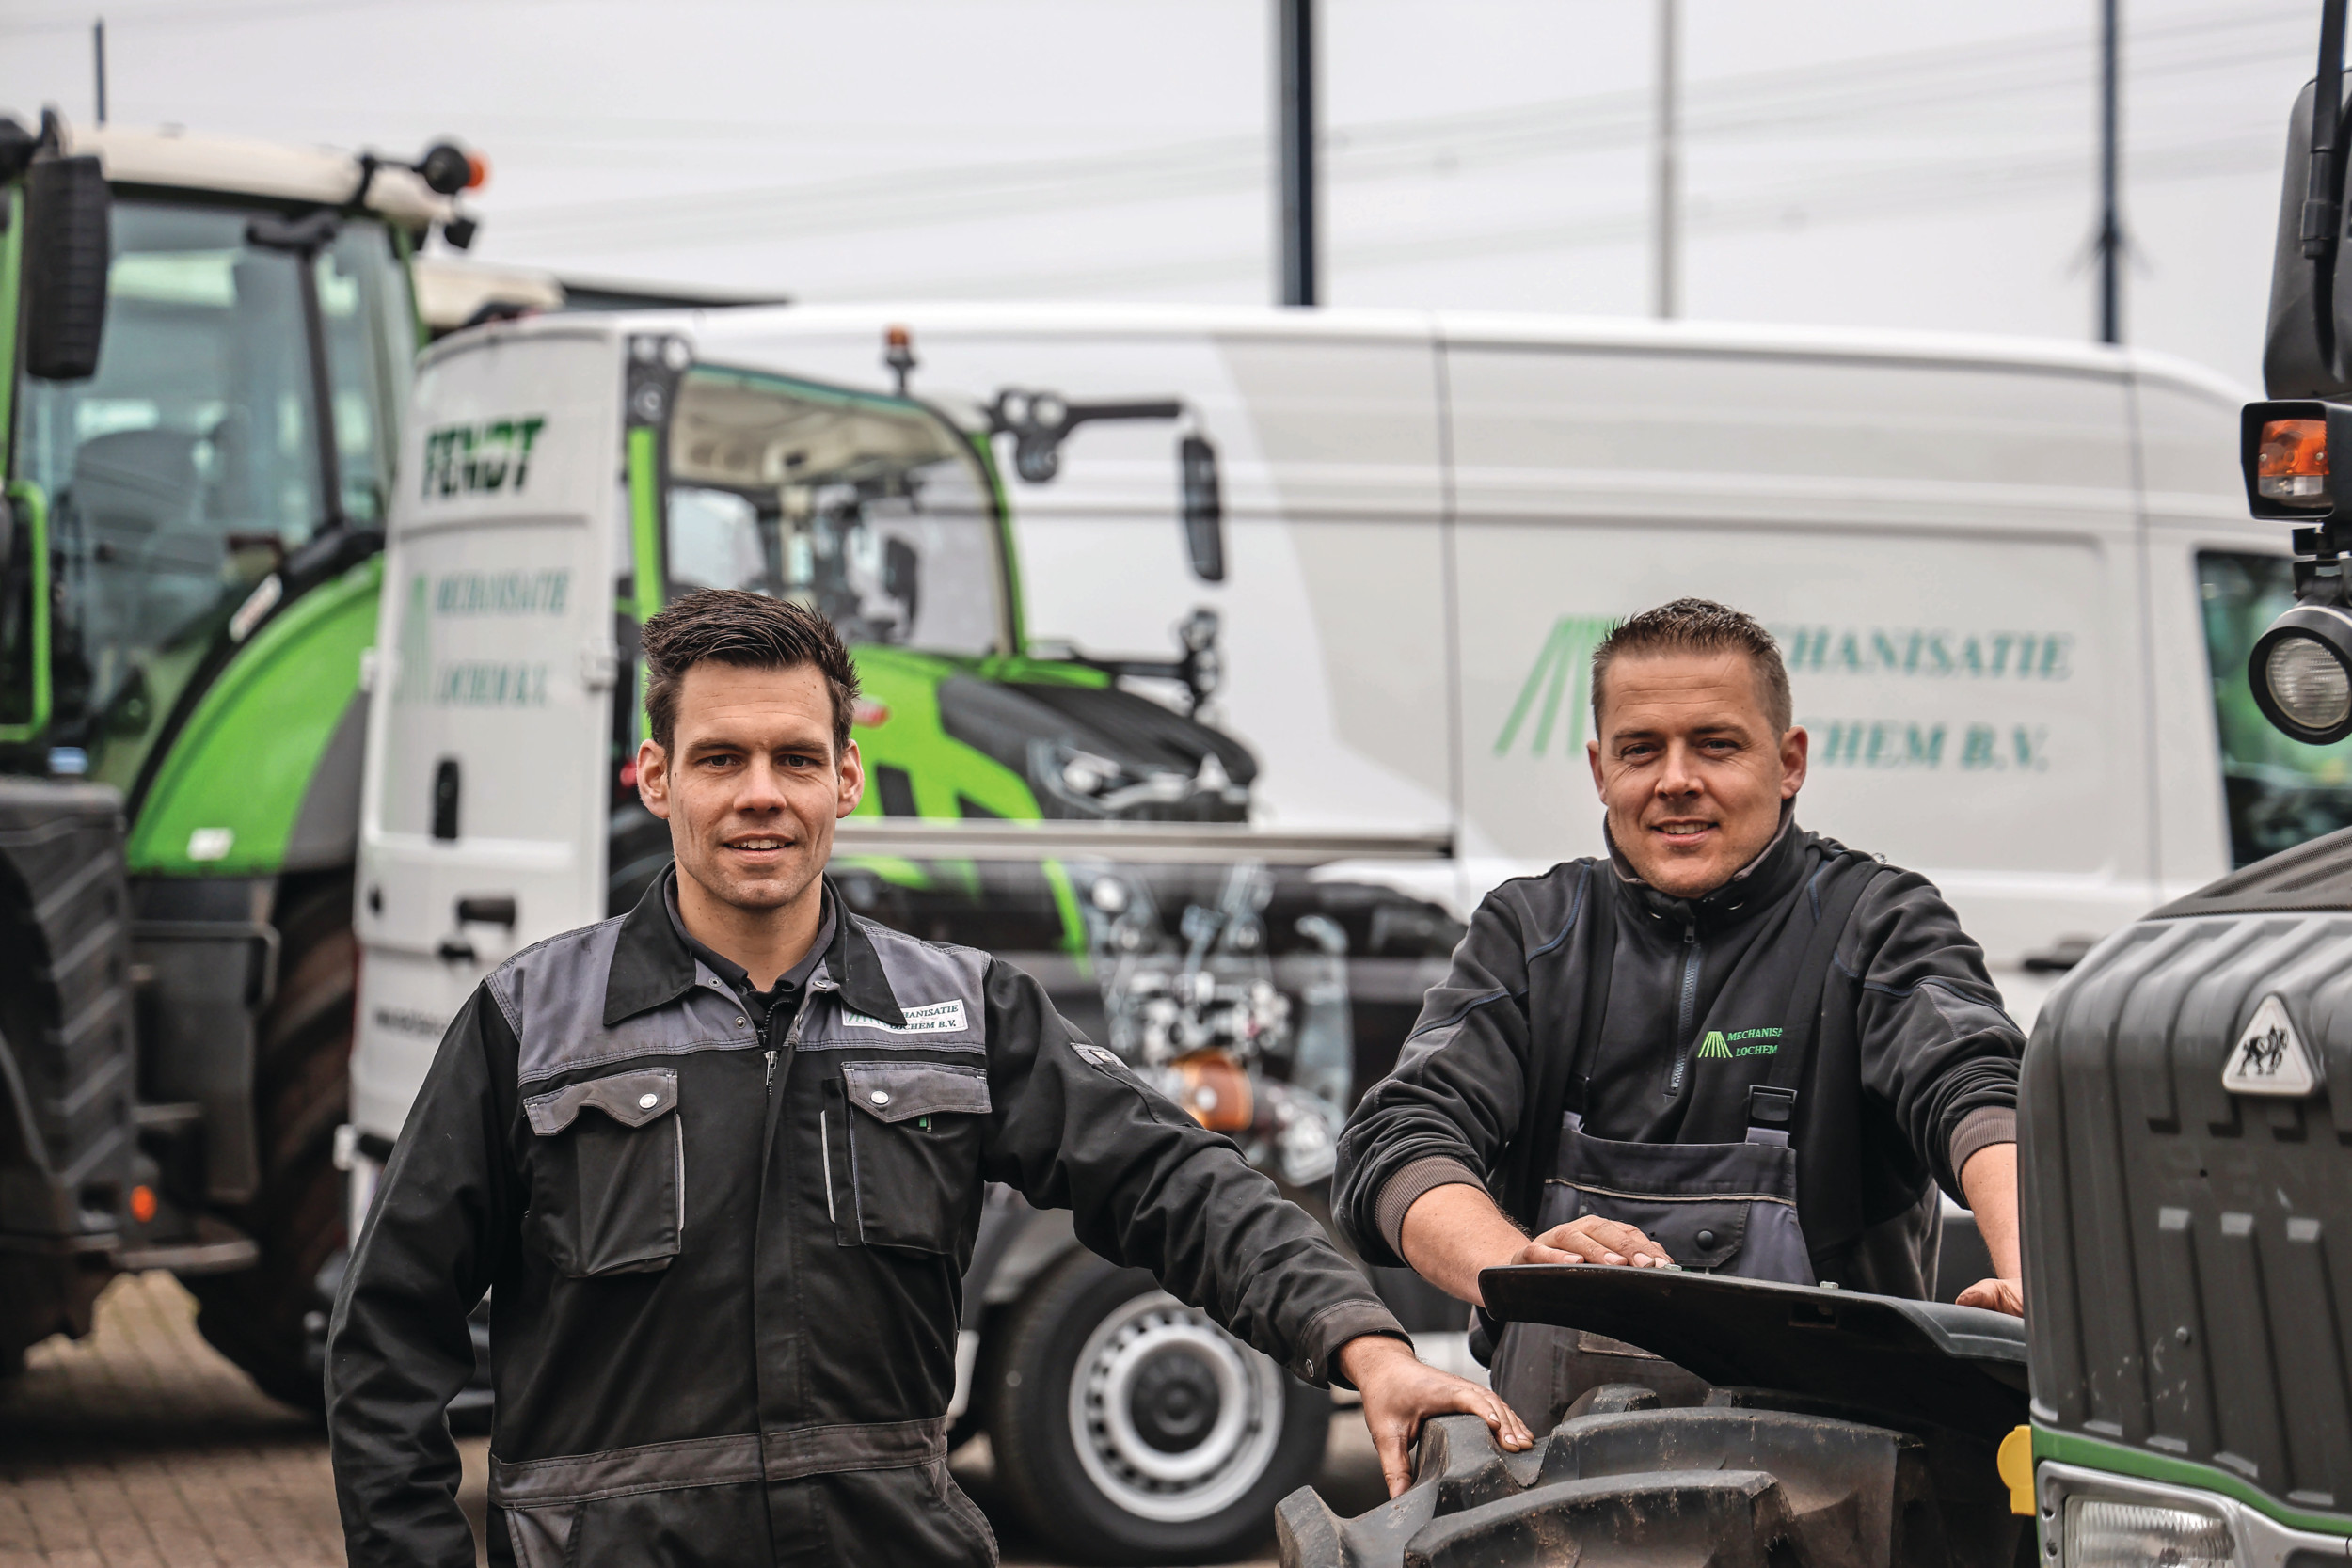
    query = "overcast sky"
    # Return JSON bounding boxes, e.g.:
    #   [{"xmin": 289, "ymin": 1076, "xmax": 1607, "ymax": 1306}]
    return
[{"xmin": 0, "ymin": 0, "xmax": 2326, "ymax": 390}]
